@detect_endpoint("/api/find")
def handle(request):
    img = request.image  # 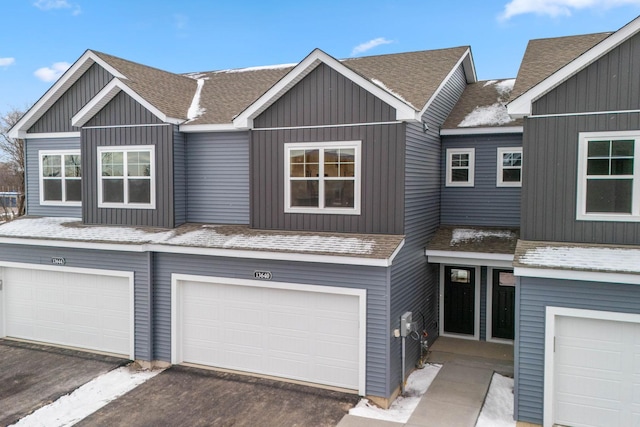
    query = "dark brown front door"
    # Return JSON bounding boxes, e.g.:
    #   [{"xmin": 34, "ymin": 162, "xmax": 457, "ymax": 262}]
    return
[
  {"xmin": 492, "ymin": 269, "xmax": 515, "ymax": 340},
  {"xmin": 443, "ymin": 266, "xmax": 475, "ymax": 335}
]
